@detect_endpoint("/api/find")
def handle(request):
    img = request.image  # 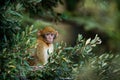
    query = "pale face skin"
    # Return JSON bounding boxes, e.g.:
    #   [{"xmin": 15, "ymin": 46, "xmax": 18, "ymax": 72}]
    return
[{"xmin": 45, "ymin": 33, "xmax": 55, "ymax": 44}]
